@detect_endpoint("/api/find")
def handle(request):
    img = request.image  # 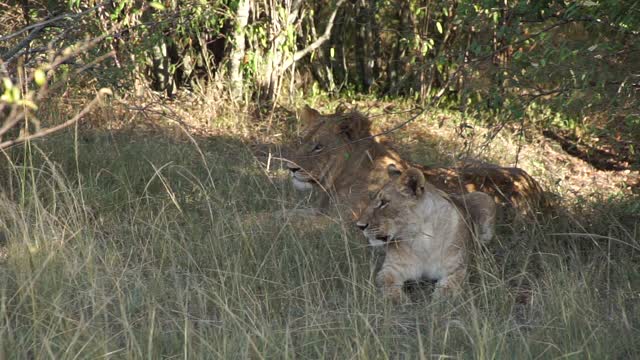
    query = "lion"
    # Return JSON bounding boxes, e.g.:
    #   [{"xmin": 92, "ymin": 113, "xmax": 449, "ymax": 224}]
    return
[
  {"xmin": 286, "ymin": 106, "xmax": 545, "ymax": 219},
  {"xmin": 356, "ymin": 166, "xmax": 497, "ymax": 301}
]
